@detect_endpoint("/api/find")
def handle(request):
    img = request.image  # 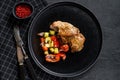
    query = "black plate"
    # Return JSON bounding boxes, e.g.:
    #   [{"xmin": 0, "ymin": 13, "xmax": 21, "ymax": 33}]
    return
[{"xmin": 28, "ymin": 2, "xmax": 102, "ymax": 77}]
